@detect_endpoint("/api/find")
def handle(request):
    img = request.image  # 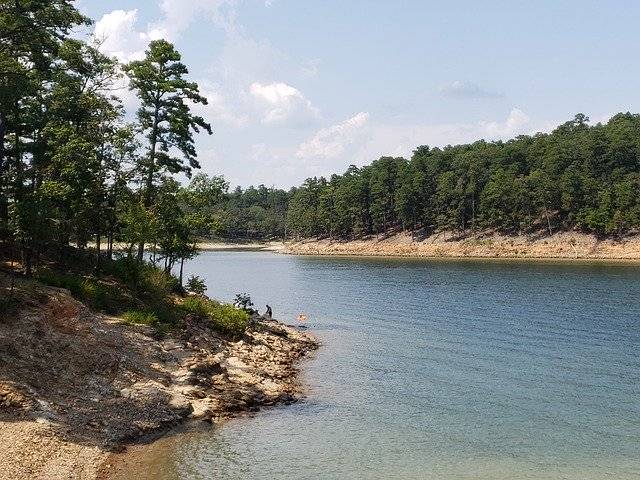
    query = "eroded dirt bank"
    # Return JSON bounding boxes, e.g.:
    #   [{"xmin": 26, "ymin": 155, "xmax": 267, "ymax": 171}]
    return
[
  {"xmin": 285, "ymin": 231, "xmax": 640, "ymax": 260},
  {"xmin": 0, "ymin": 283, "xmax": 317, "ymax": 480}
]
